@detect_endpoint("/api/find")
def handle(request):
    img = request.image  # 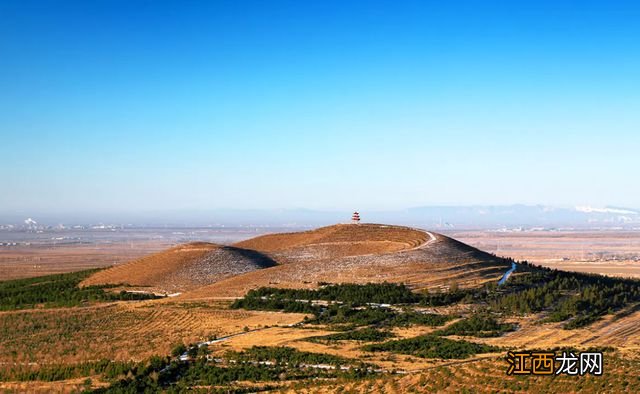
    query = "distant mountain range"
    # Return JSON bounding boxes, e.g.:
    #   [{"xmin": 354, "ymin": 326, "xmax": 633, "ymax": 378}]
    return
[
  {"xmin": 402, "ymin": 205, "xmax": 640, "ymax": 229},
  {"xmin": 2, "ymin": 205, "xmax": 639, "ymax": 229}
]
